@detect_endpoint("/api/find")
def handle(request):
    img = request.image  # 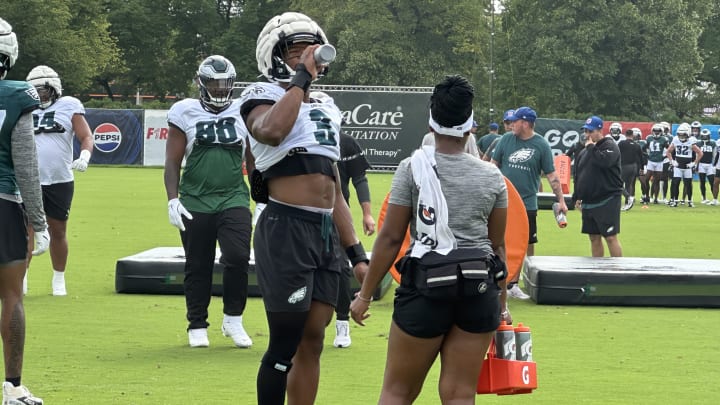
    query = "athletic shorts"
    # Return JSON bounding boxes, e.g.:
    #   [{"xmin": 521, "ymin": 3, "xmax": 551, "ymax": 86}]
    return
[
  {"xmin": 42, "ymin": 181, "xmax": 74, "ymax": 221},
  {"xmin": 527, "ymin": 210, "xmax": 538, "ymax": 244},
  {"xmin": 646, "ymin": 161, "xmax": 664, "ymax": 172},
  {"xmin": 0, "ymin": 199, "xmax": 29, "ymax": 264},
  {"xmin": 581, "ymin": 195, "xmax": 621, "ymax": 237},
  {"xmin": 698, "ymin": 163, "xmax": 714, "ymax": 176},
  {"xmin": 253, "ymin": 201, "xmax": 342, "ymax": 312},
  {"xmin": 672, "ymin": 167, "xmax": 693, "ymax": 179},
  {"xmin": 392, "ymin": 278, "xmax": 501, "ymax": 338}
]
